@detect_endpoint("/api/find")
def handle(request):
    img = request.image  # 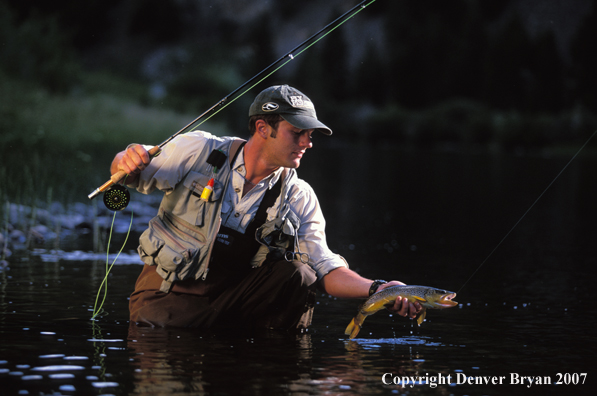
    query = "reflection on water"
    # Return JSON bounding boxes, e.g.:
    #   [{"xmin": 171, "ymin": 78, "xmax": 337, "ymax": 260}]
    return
[
  {"xmin": 1, "ymin": 148, "xmax": 595, "ymax": 395},
  {"xmin": 348, "ymin": 336, "xmax": 445, "ymax": 347}
]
